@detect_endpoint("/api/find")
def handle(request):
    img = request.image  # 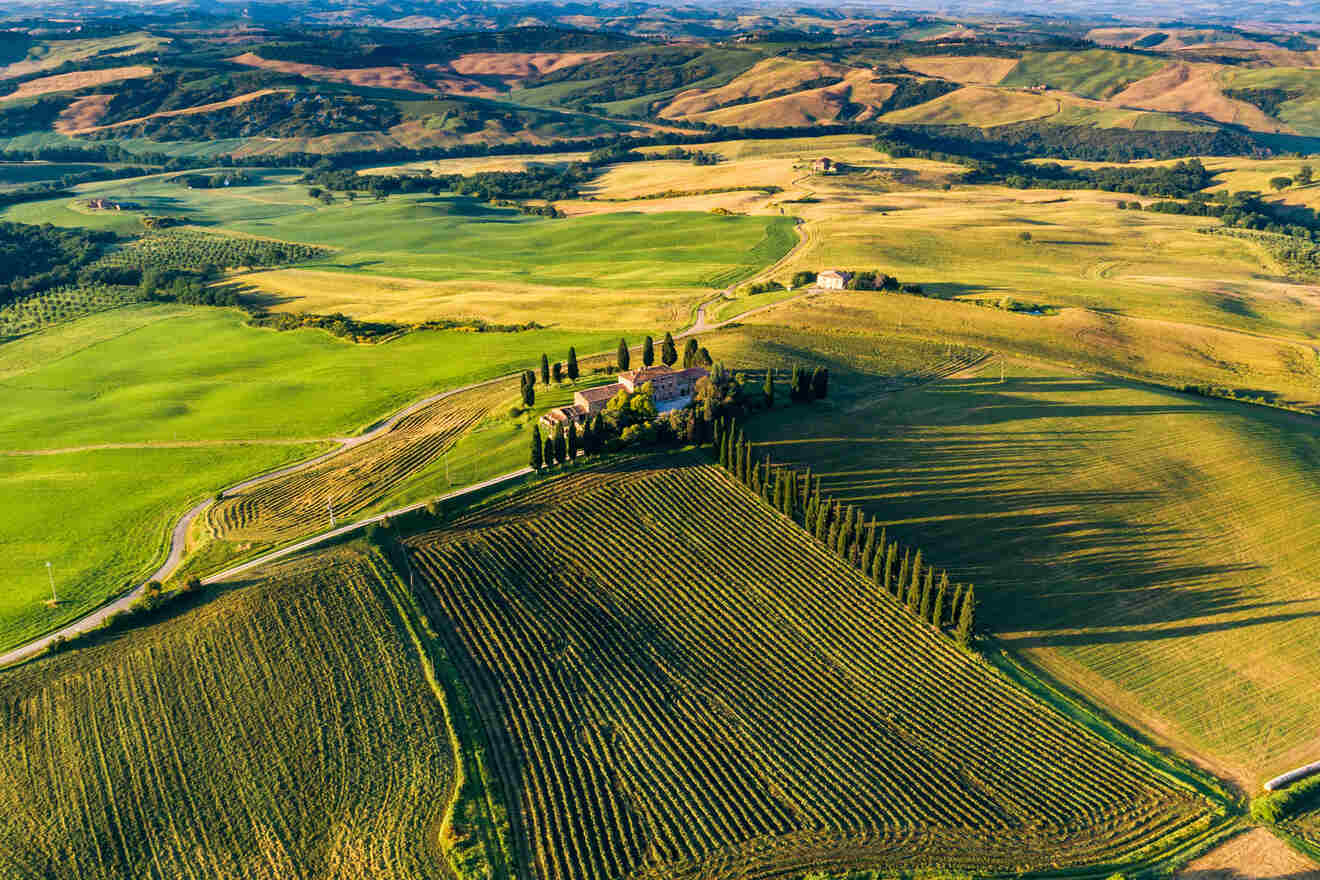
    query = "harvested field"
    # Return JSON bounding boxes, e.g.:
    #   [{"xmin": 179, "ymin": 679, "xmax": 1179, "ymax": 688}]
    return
[
  {"xmin": 0, "ymin": 65, "xmax": 151, "ymax": 101},
  {"xmin": 54, "ymin": 94, "xmax": 113, "ymax": 133},
  {"xmin": 207, "ymin": 379, "xmax": 514, "ymax": 543},
  {"xmin": 901, "ymin": 55, "xmax": 1019, "ymax": 84},
  {"xmin": 0, "ymin": 548, "xmax": 456, "ymax": 880},
  {"xmin": 0, "ymin": 33, "xmax": 168, "ymax": 80},
  {"xmin": 1173, "ymin": 828, "xmax": 1319, "ymax": 878},
  {"xmin": 689, "ymin": 69, "xmax": 896, "ymax": 127},
  {"xmin": 880, "ymin": 84, "xmax": 1058, "ymax": 126},
  {"xmin": 405, "ymin": 455, "xmax": 1217, "ymax": 880},
  {"xmin": 447, "ymin": 51, "xmax": 614, "ymax": 79},
  {"xmin": 1111, "ymin": 63, "xmax": 1290, "ymax": 133},
  {"xmin": 660, "ymin": 57, "xmax": 850, "ymax": 118},
  {"xmin": 229, "ymin": 52, "xmax": 435, "ymax": 94},
  {"xmin": 65, "ymin": 88, "xmax": 288, "ymax": 135}
]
